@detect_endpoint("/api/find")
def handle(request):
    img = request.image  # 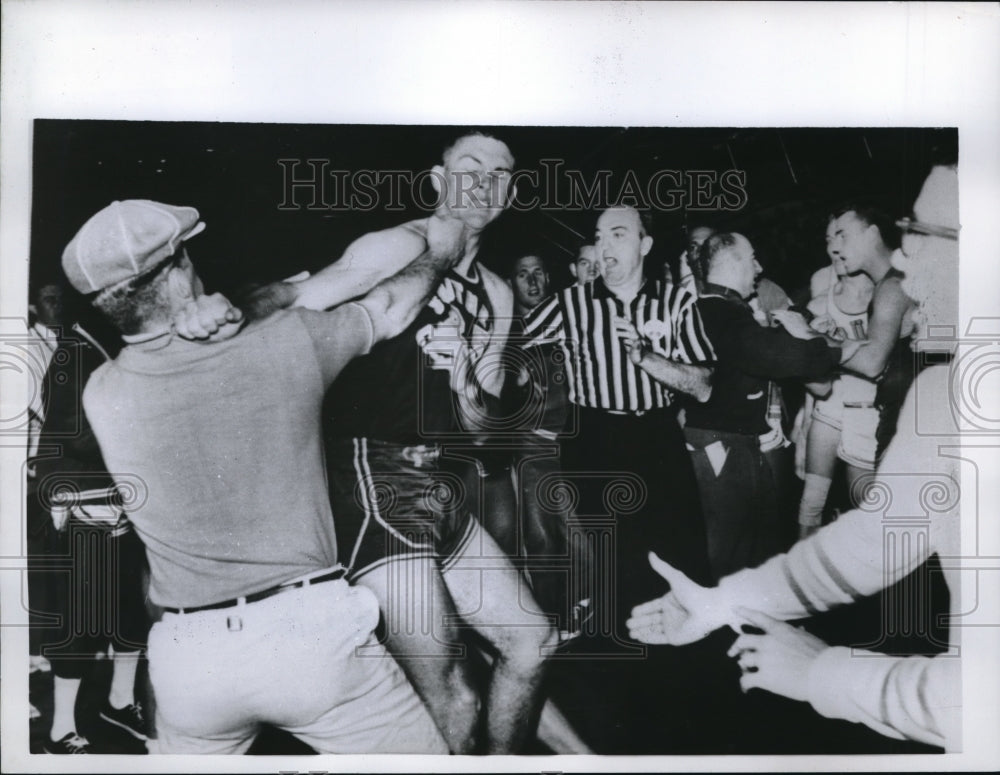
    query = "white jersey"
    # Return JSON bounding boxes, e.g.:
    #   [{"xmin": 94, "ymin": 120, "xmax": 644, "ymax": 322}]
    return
[
  {"xmin": 814, "ymin": 274, "xmax": 877, "ymax": 415},
  {"xmin": 826, "ymin": 278, "xmax": 870, "ymax": 342}
]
